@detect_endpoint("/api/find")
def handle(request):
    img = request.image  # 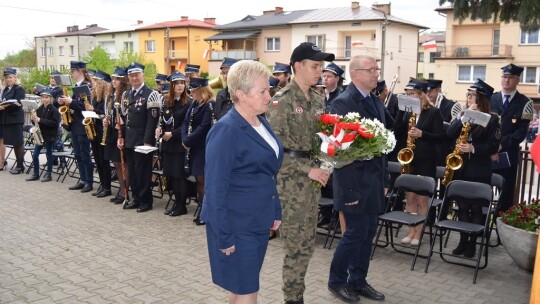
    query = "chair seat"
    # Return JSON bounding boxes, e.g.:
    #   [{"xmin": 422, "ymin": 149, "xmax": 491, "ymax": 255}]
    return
[
  {"xmin": 53, "ymin": 151, "xmax": 73, "ymax": 157},
  {"xmin": 379, "ymin": 211, "xmax": 425, "ymax": 226},
  {"xmin": 436, "ymin": 219, "xmax": 485, "ymax": 234},
  {"xmin": 319, "ymin": 197, "xmax": 334, "ymax": 207},
  {"xmin": 432, "ymin": 198, "xmax": 443, "ymax": 208}
]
